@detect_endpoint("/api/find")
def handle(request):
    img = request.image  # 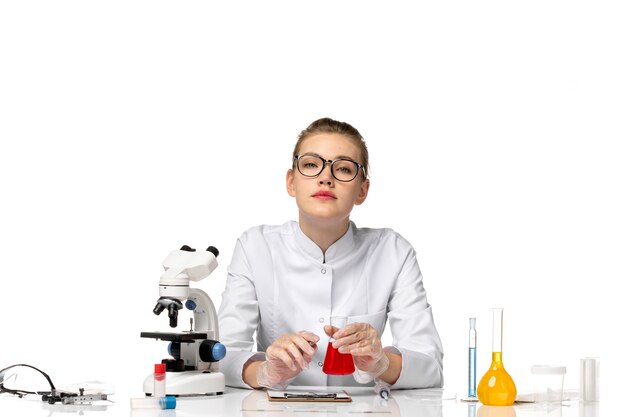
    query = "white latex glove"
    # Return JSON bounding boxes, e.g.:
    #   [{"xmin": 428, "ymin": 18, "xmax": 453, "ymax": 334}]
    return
[
  {"xmin": 325, "ymin": 322, "xmax": 389, "ymax": 384},
  {"xmin": 256, "ymin": 331, "xmax": 319, "ymax": 390}
]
